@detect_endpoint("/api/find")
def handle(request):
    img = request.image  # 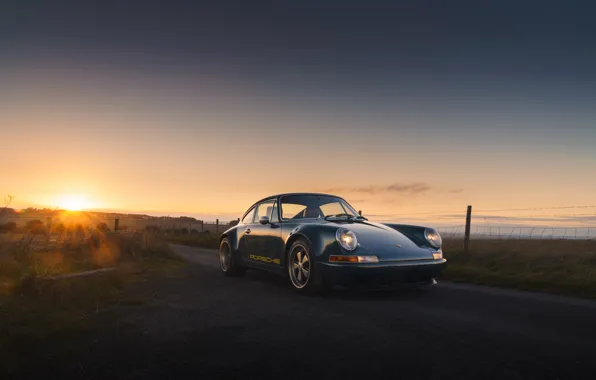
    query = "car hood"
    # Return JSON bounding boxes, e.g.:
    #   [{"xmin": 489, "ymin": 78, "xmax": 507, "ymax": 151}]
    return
[{"xmin": 324, "ymin": 220, "xmax": 434, "ymax": 261}]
